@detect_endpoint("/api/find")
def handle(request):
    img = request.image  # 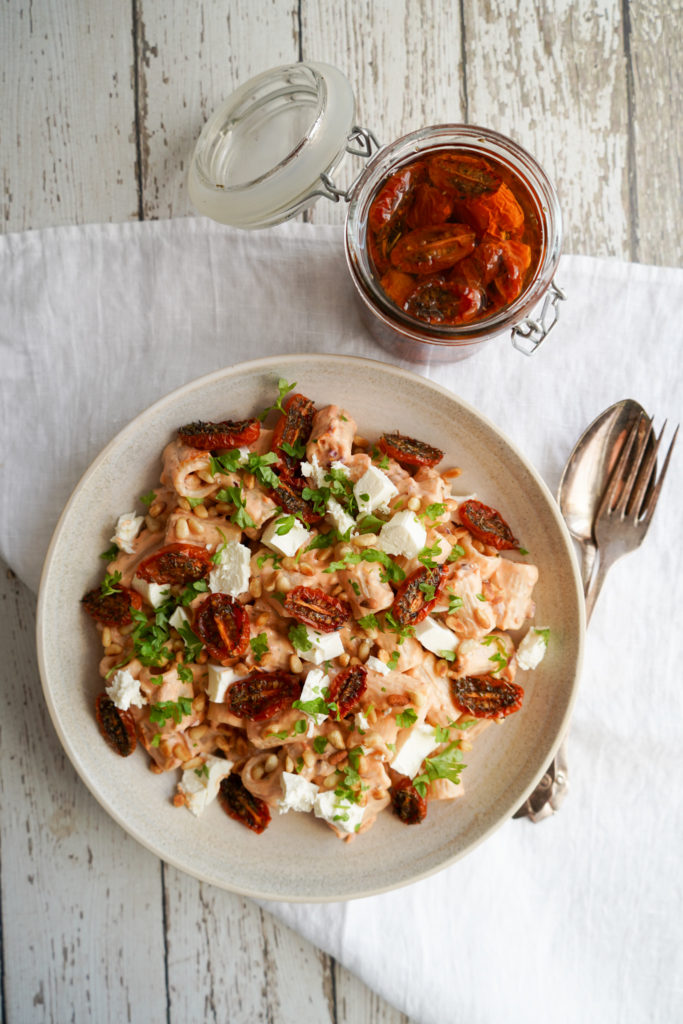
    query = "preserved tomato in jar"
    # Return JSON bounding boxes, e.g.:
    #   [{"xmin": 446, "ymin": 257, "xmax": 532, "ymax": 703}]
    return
[{"xmin": 366, "ymin": 147, "xmax": 542, "ymax": 329}]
